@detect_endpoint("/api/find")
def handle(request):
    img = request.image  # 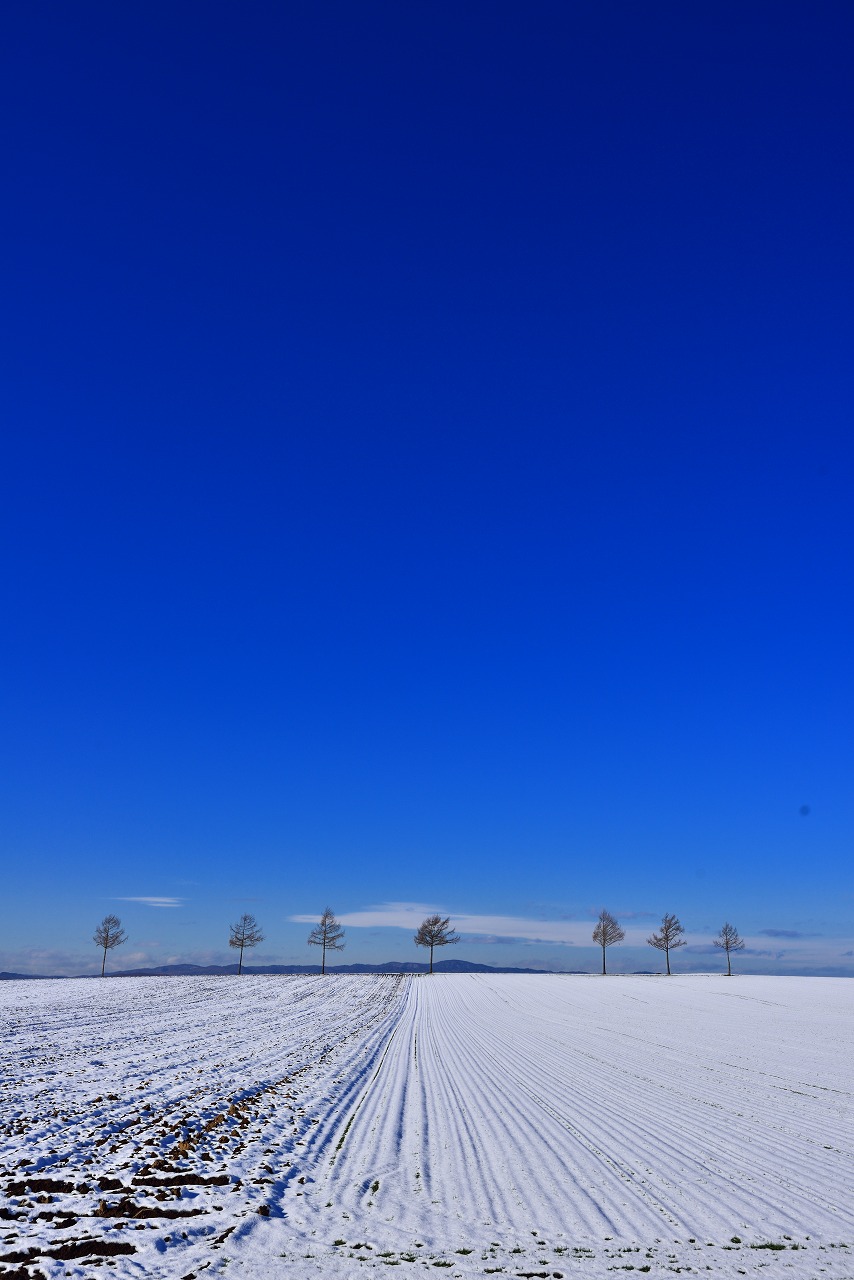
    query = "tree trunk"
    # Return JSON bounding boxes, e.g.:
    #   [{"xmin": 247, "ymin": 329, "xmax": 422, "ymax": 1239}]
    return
[
  {"xmin": 430, "ymin": 943, "xmax": 434, "ymax": 975},
  {"xmin": 101, "ymin": 946, "xmax": 107, "ymax": 978},
  {"xmin": 726, "ymin": 947, "xmax": 731, "ymax": 977},
  {"xmin": 238, "ymin": 943, "xmax": 244, "ymax": 976},
  {"xmin": 601, "ymin": 943, "xmax": 606, "ymax": 975},
  {"xmin": 322, "ymin": 941, "xmax": 326, "ymax": 975},
  {"xmin": 665, "ymin": 946, "xmax": 671, "ymax": 976}
]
